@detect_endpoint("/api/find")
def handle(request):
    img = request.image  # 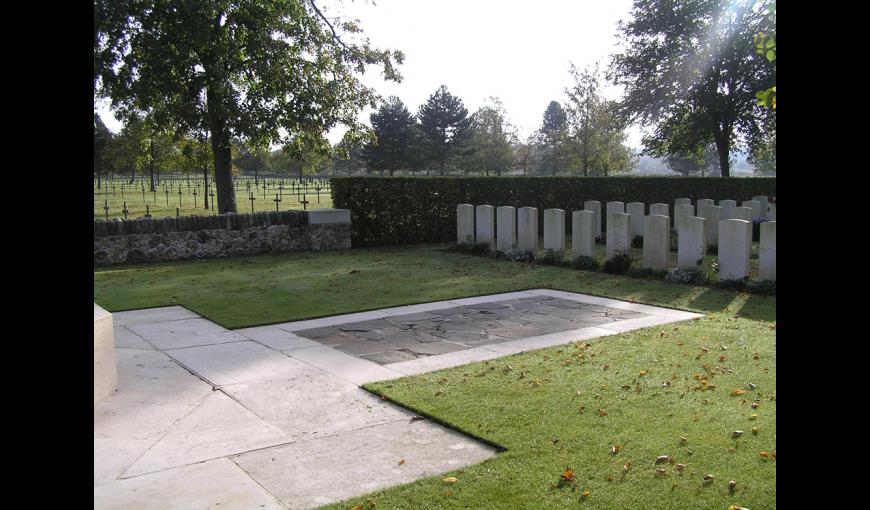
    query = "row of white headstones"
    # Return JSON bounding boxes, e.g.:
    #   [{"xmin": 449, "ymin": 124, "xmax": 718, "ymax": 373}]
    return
[{"xmin": 457, "ymin": 196, "xmax": 776, "ymax": 281}]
